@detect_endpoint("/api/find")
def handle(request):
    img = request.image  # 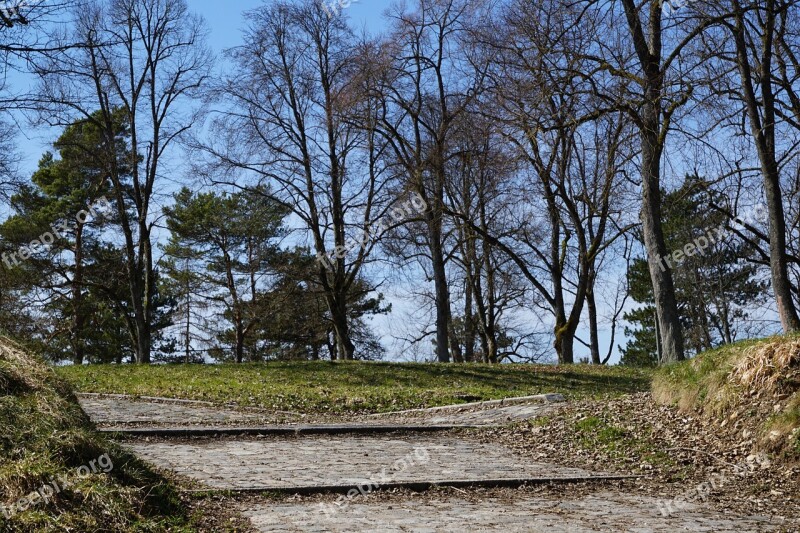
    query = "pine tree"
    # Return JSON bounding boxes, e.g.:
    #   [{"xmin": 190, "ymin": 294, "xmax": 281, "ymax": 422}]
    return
[
  {"xmin": 621, "ymin": 176, "xmax": 769, "ymax": 366},
  {"xmin": 0, "ymin": 111, "xmax": 127, "ymax": 363}
]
